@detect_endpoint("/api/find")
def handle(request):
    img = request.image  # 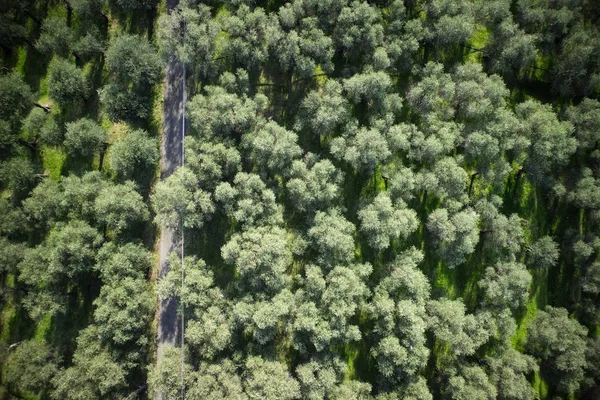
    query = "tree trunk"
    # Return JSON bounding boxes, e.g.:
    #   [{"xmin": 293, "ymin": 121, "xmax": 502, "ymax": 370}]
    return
[
  {"xmin": 34, "ymin": 103, "xmax": 51, "ymax": 113},
  {"xmin": 124, "ymin": 385, "xmax": 147, "ymax": 400},
  {"xmin": 468, "ymin": 172, "xmax": 479, "ymax": 197},
  {"xmin": 98, "ymin": 143, "xmax": 108, "ymax": 171}
]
